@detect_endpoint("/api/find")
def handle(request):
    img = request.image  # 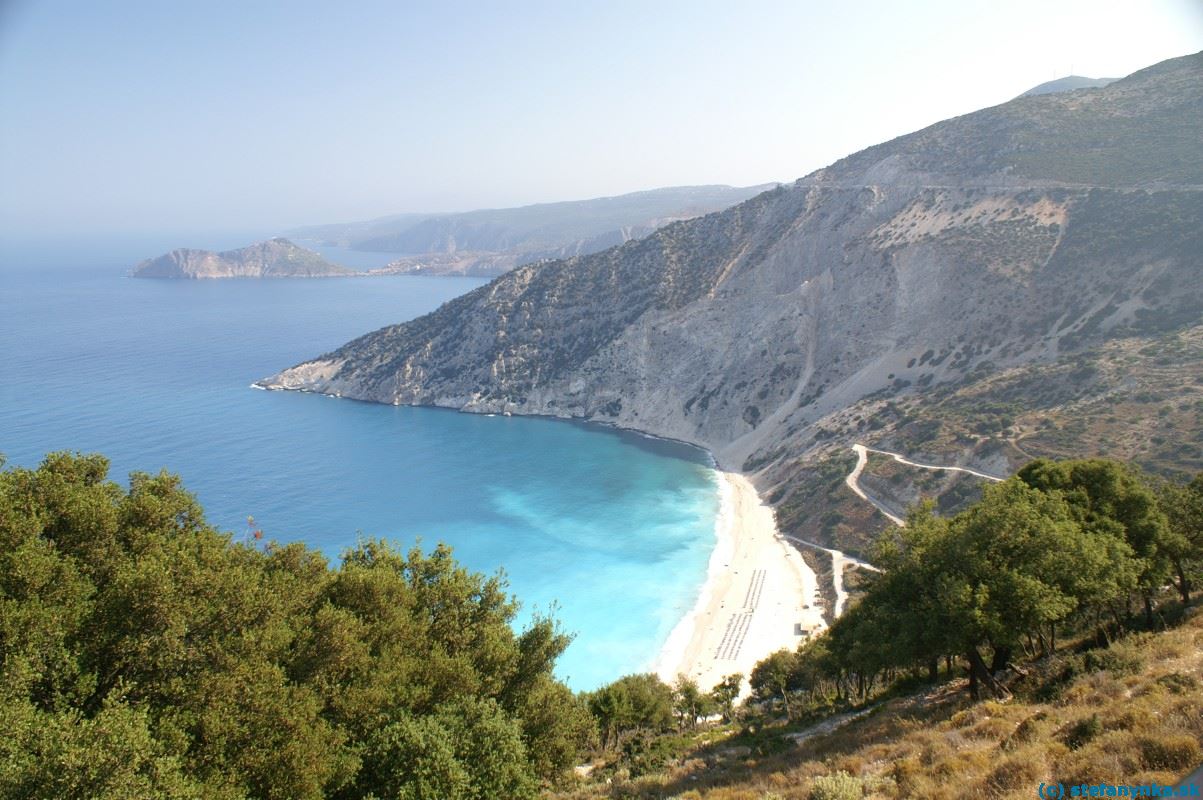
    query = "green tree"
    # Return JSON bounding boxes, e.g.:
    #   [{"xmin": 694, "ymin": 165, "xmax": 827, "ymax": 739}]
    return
[
  {"xmin": 671, "ymin": 674, "xmax": 713, "ymax": 729},
  {"xmin": 0, "ymin": 452, "xmax": 587, "ymax": 798},
  {"xmin": 750, "ymin": 649, "xmax": 799, "ymax": 717},
  {"xmin": 925, "ymin": 479, "xmax": 1131, "ymax": 696},
  {"xmin": 1158, "ymin": 473, "xmax": 1203, "ymax": 604},
  {"xmin": 818, "ymin": 478, "xmax": 1136, "ymax": 700},
  {"xmin": 586, "ymin": 673, "xmax": 673, "ymax": 749},
  {"xmin": 355, "ymin": 713, "xmax": 470, "ymax": 800},
  {"xmin": 508, "ymin": 676, "xmax": 596, "ymax": 786},
  {"xmin": 434, "ymin": 697, "xmax": 538, "ymax": 800},
  {"xmin": 1018, "ymin": 458, "xmax": 1173, "ymax": 624},
  {"xmin": 0, "ymin": 696, "xmax": 203, "ymax": 800},
  {"xmin": 708, "ymin": 673, "xmax": 743, "ymax": 723}
]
